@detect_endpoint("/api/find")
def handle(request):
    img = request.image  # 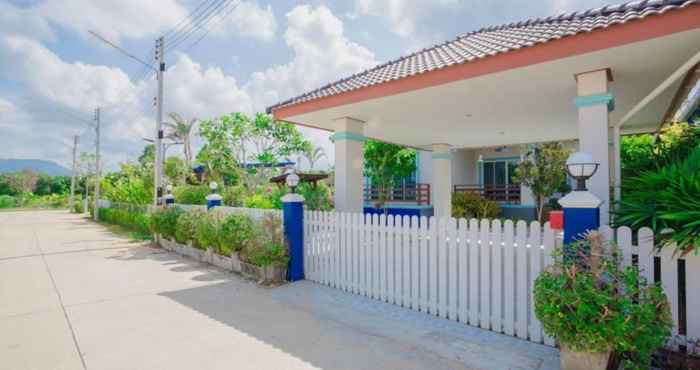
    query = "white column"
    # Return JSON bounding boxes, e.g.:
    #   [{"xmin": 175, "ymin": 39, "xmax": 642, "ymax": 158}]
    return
[
  {"xmin": 332, "ymin": 117, "xmax": 365, "ymax": 213},
  {"xmin": 574, "ymin": 69, "xmax": 613, "ymax": 225},
  {"xmin": 431, "ymin": 144, "xmax": 452, "ymax": 219}
]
